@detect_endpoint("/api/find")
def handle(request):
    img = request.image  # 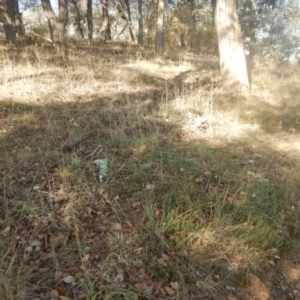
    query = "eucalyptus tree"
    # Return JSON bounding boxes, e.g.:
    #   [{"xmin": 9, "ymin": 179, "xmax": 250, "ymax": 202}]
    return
[
  {"xmin": 71, "ymin": 0, "xmax": 93, "ymax": 46},
  {"xmin": 101, "ymin": 0, "xmax": 111, "ymax": 41},
  {"xmin": 116, "ymin": 0, "xmax": 137, "ymax": 42},
  {"xmin": 213, "ymin": 0, "xmax": 250, "ymax": 88},
  {"xmin": 138, "ymin": 0, "xmax": 143, "ymax": 45},
  {"xmin": 71, "ymin": 0, "xmax": 85, "ymax": 38},
  {"xmin": 156, "ymin": 0, "xmax": 165, "ymax": 56},
  {"xmin": 87, "ymin": 0, "xmax": 93, "ymax": 46},
  {"xmin": 41, "ymin": 0, "xmax": 68, "ymax": 56},
  {"xmin": 1, "ymin": 0, "xmax": 16, "ymax": 45}
]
